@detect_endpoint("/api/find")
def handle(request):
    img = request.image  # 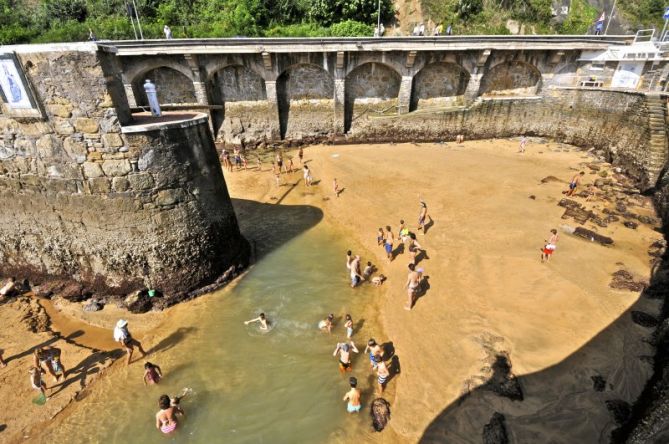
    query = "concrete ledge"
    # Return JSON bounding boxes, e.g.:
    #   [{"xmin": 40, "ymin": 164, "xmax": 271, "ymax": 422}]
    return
[{"xmin": 121, "ymin": 112, "xmax": 209, "ymax": 133}]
